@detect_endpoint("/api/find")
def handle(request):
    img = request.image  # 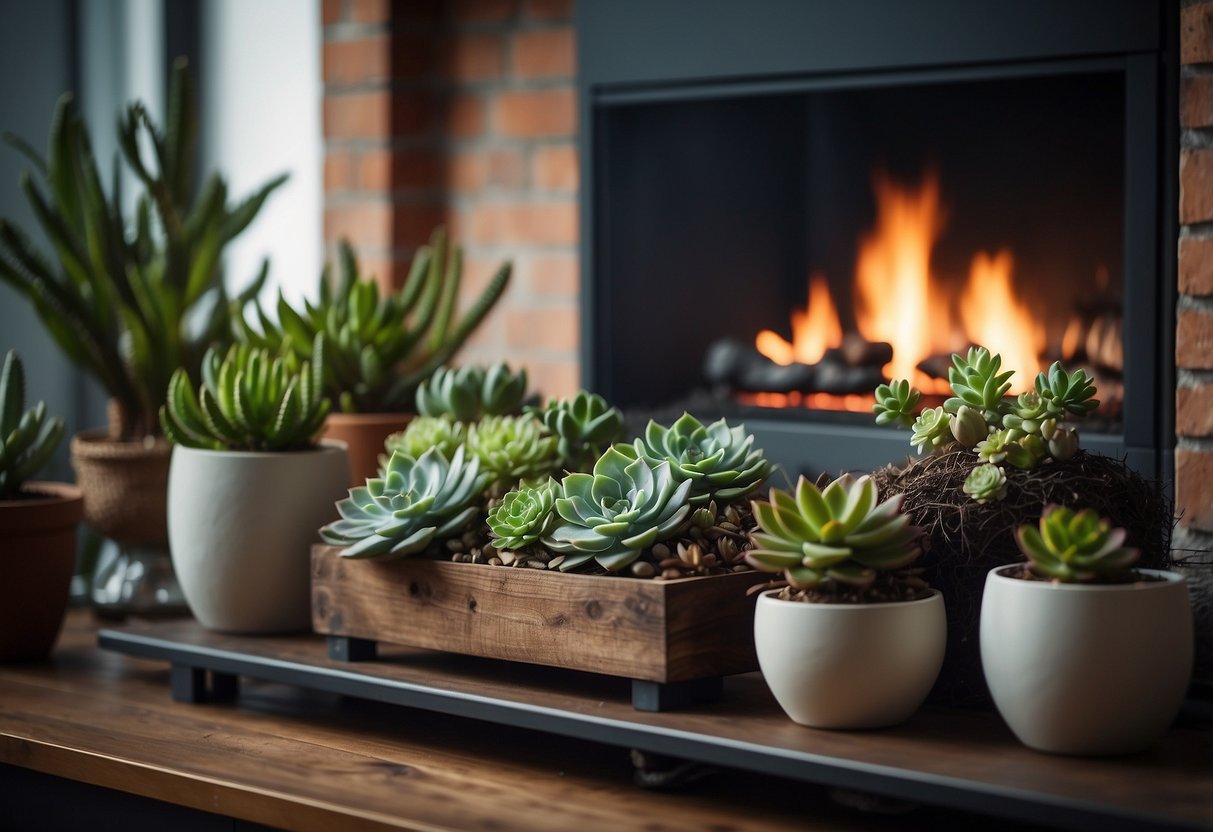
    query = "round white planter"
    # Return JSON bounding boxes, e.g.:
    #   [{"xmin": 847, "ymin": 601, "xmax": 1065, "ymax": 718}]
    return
[
  {"xmin": 753, "ymin": 589, "xmax": 946, "ymax": 729},
  {"xmin": 168, "ymin": 441, "xmax": 349, "ymax": 634},
  {"xmin": 980, "ymin": 566, "xmax": 1192, "ymax": 755}
]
